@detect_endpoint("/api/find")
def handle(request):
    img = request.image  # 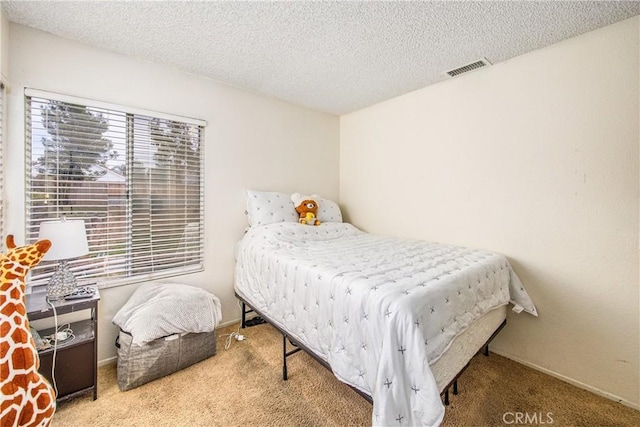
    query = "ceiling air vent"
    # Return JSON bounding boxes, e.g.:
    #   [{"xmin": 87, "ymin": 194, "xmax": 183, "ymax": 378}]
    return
[{"xmin": 445, "ymin": 58, "xmax": 491, "ymax": 78}]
